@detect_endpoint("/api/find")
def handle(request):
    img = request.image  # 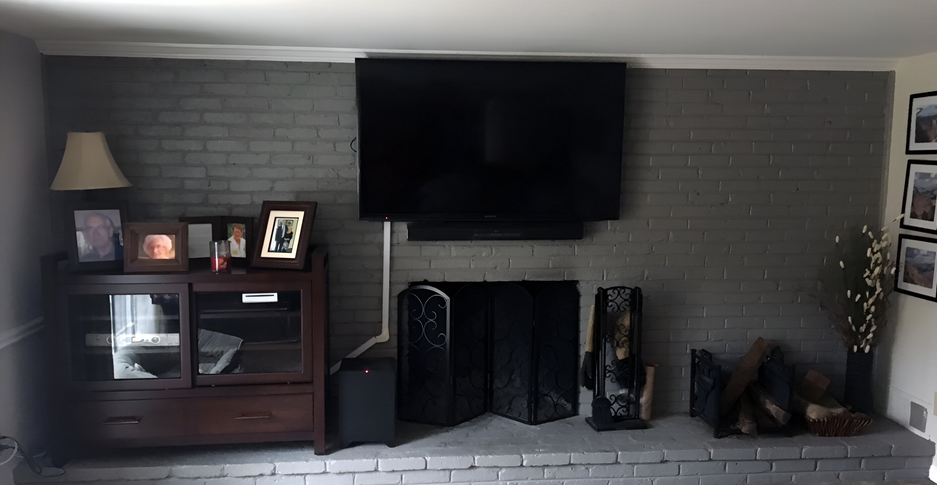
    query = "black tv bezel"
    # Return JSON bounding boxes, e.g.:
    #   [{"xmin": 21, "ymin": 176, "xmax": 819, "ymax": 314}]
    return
[{"xmin": 355, "ymin": 57, "xmax": 627, "ymax": 223}]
